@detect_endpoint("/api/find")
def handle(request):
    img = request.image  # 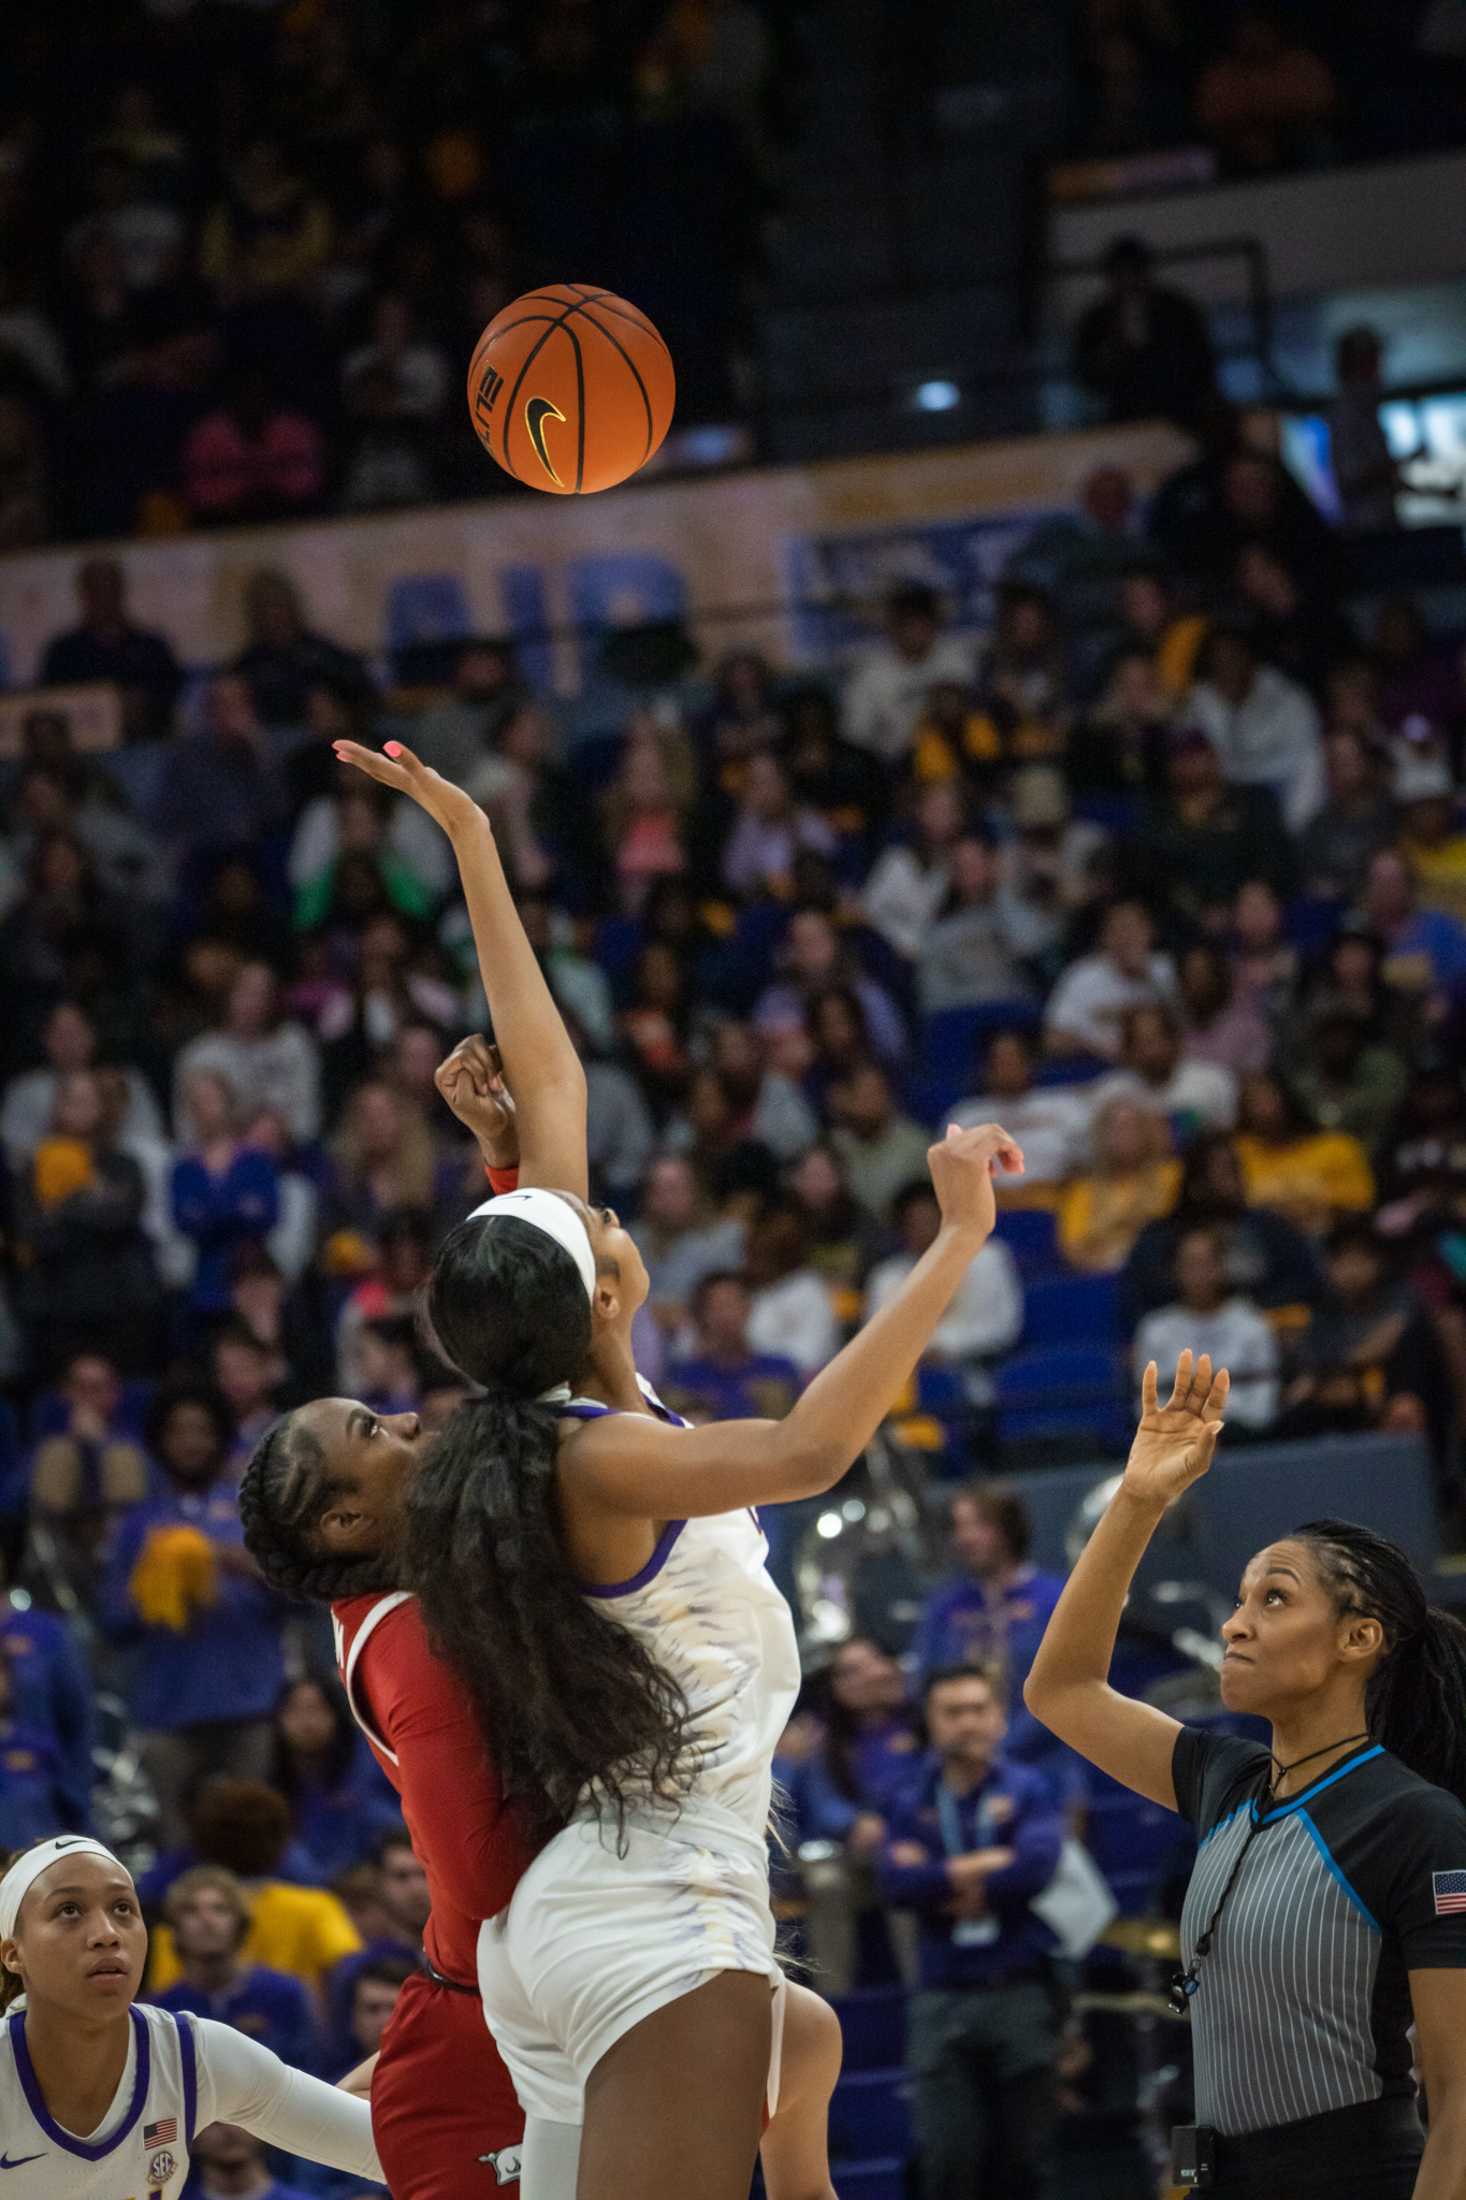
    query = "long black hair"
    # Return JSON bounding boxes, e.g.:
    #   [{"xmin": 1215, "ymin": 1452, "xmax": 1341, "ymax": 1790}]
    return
[
  {"xmin": 1293, "ymin": 1518, "xmax": 1466, "ymax": 1805},
  {"xmin": 415, "ymin": 1213, "xmax": 695, "ymax": 1845}
]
